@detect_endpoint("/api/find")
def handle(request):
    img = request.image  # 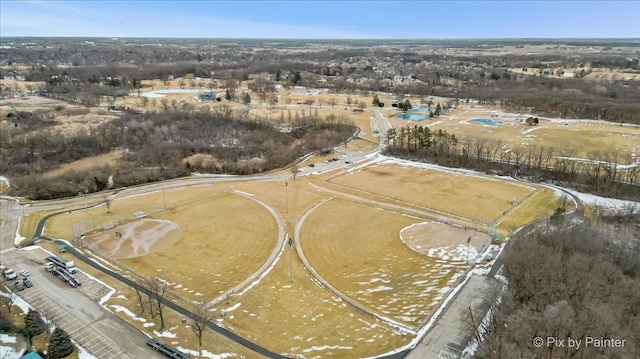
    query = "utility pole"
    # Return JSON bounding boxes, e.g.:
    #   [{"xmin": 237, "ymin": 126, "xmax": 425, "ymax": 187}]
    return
[{"xmin": 288, "ymin": 237, "xmax": 293, "ymax": 283}]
